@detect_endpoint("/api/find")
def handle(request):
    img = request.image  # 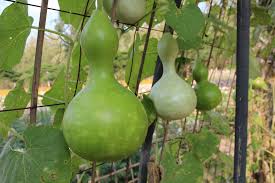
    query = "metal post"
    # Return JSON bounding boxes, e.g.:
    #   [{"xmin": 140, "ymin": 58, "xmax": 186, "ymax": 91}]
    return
[
  {"xmin": 30, "ymin": 0, "xmax": 49, "ymax": 123},
  {"xmin": 234, "ymin": 0, "xmax": 250, "ymax": 182},
  {"xmin": 138, "ymin": 1, "xmax": 182, "ymax": 182}
]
